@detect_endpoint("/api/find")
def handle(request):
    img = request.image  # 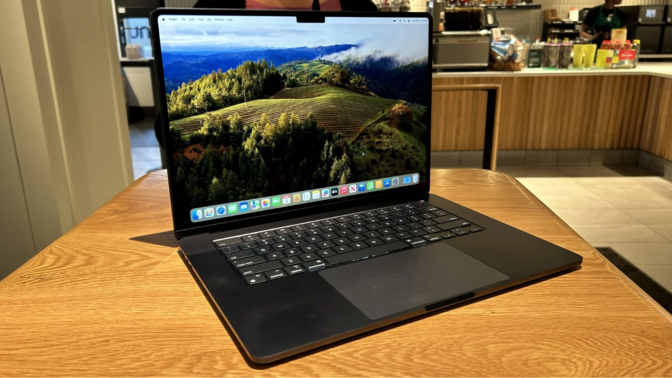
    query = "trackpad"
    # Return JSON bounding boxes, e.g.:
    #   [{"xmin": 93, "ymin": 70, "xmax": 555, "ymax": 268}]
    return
[{"xmin": 319, "ymin": 242, "xmax": 509, "ymax": 320}]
